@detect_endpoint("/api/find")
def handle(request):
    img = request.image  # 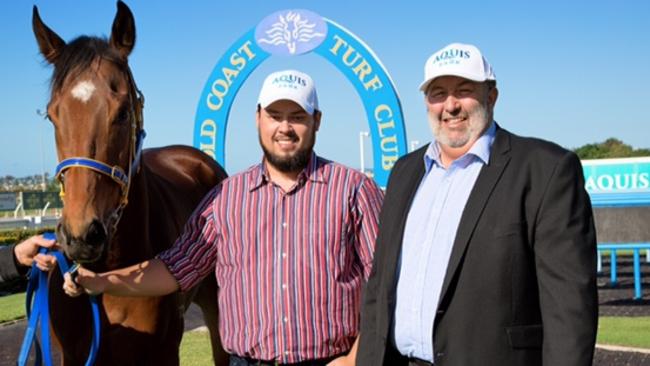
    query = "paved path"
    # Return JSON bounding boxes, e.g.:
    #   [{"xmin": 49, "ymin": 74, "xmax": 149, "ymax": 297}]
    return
[{"xmin": 594, "ymin": 347, "xmax": 650, "ymax": 365}]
